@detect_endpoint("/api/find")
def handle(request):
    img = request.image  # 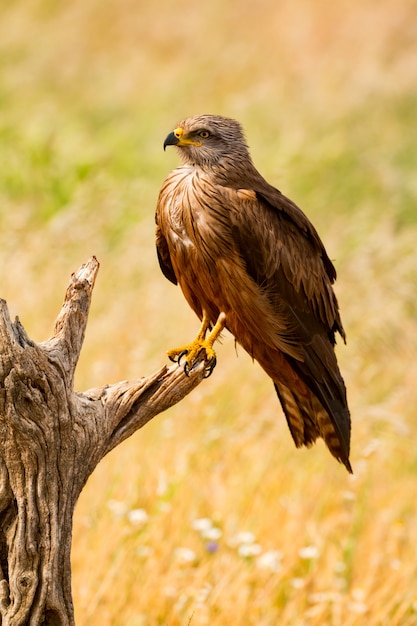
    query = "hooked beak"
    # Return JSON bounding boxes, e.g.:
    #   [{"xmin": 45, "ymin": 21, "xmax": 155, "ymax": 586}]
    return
[
  {"xmin": 163, "ymin": 131, "xmax": 179, "ymax": 151},
  {"xmin": 163, "ymin": 126, "xmax": 202, "ymax": 151}
]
